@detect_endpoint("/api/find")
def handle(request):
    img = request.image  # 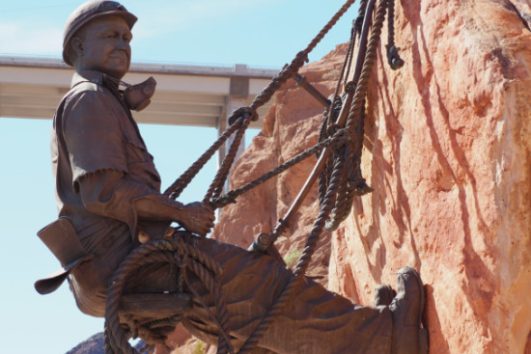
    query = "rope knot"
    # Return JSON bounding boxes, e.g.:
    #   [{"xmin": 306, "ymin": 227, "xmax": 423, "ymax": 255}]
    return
[
  {"xmin": 351, "ymin": 177, "xmax": 374, "ymax": 196},
  {"xmin": 294, "ymin": 51, "xmax": 309, "ymax": 65},
  {"xmin": 326, "ymin": 123, "xmax": 339, "ymax": 137},
  {"xmin": 252, "ymin": 233, "xmax": 273, "ymax": 252},
  {"xmin": 331, "ymin": 128, "xmax": 350, "ymax": 147},
  {"xmin": 228, "ymin": 106, "xmax": 257, "ymax": 125},
  {"xmin": 212, "ymin": 192, "xmax": 237, "ymax": 208},
  {"xmin": 344, "ymin": 81, "xmax": 356, "ymax": 94}
]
